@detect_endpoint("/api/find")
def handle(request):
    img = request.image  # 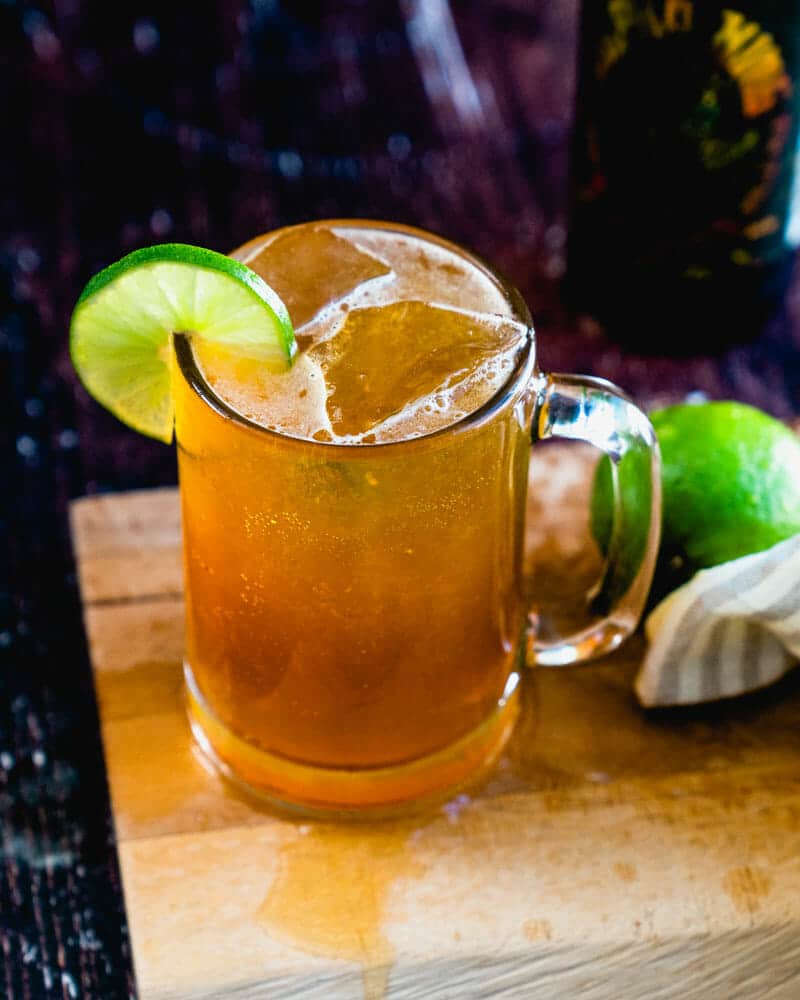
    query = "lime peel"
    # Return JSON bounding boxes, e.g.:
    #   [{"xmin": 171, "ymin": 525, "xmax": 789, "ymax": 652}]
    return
[{"xmin": 70, "ymin": 243, "xmax": 296, "ymax": 443}]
